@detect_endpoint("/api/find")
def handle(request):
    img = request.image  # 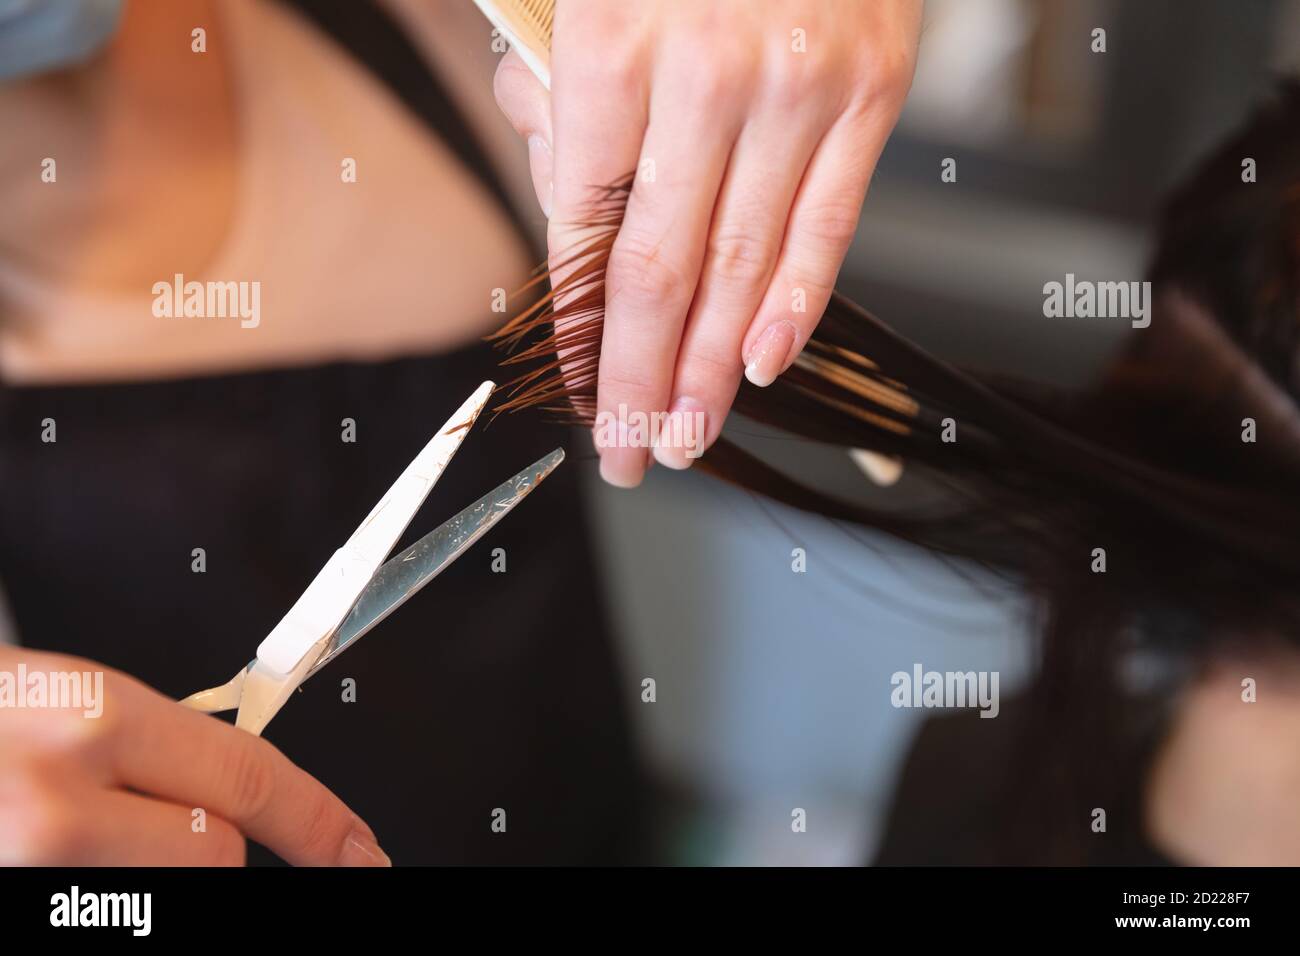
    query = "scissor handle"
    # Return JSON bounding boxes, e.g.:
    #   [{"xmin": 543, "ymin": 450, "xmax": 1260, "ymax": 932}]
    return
[{"xmin": 179, "ymin": 664, "xmax": 251, "ymax": 715}]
